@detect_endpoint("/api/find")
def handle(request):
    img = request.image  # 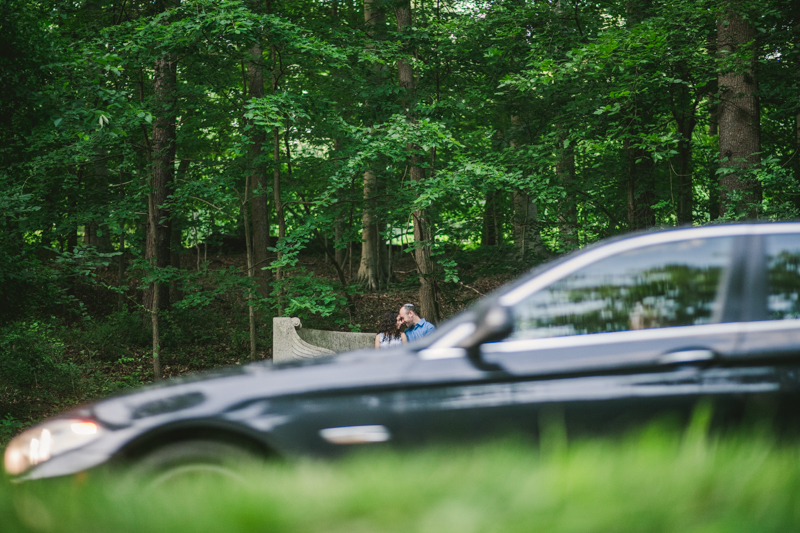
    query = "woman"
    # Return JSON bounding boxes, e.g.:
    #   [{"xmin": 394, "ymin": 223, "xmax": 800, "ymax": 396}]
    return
[{"xmin": 374, "ymin": 311, "xmax": 408, "ymax": 349}]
